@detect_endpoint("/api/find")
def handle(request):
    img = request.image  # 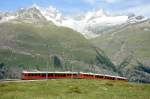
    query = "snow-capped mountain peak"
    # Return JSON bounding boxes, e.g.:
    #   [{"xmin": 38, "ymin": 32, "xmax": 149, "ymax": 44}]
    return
[
  {"xmin": 0, "ymin": 5, "xmax": 148, "ymax": 38},
  {"xmin": 16, "ymin": 4, "xmax": 46, "ymax": 21},
  {"xmin": 41, "ymin": 6, "xmax": 64, "ymax": 24}
]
